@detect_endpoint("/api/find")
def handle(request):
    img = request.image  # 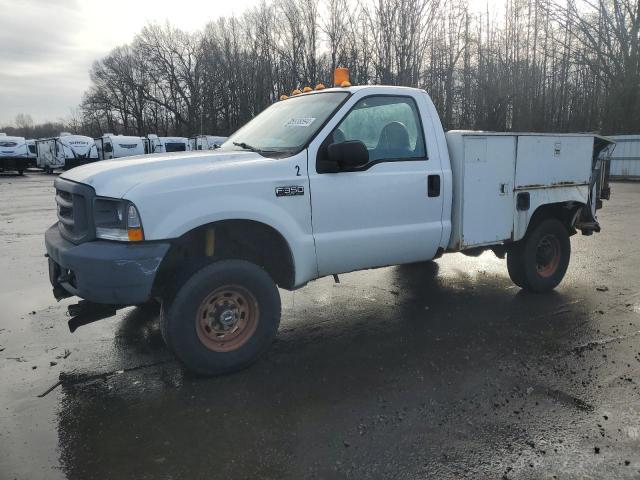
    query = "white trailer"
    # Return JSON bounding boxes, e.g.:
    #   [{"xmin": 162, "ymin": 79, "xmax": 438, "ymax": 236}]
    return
[
  {"xmin": 145, "ymin": 134, "xmax": 189, "ymax": 154},
  {"xmin": 36, "ymin": 133, "xmax": 99, "ymax": 173},
  {"xmin": 607, "ymin": 135, "xmax": 640, "ymax": 179},
  {"xmin": 95, "ymin": 134, "xmax": 146, "ymax": 160},
  {"xmin": 189, "ymin": 135, "xmax": 227, "ymax": 151},
  {"xmin": 0, "ymin": 133, "xmax": 29, "ymax": 174}
]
